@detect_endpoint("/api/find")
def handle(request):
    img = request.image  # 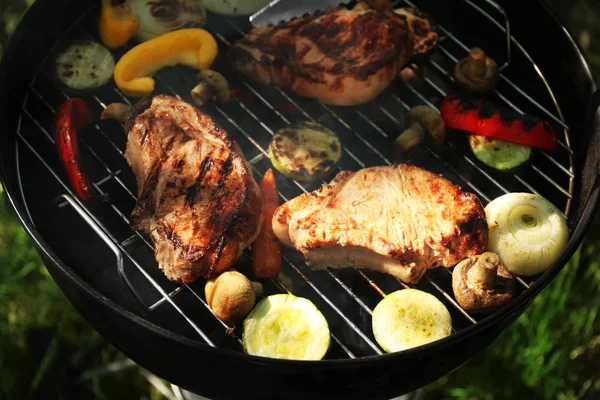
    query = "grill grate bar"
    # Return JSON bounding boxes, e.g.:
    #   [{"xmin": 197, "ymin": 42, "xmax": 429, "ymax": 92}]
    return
[
  {"xmin": 399, "ymin": 0, "xmax": 570, "ymax": 133},
  {"xmin": 16, "ymin": 129, "xmax": 216, "ymax": 347},
  {"xmin": 151, "ymin": 74, "xmax": 394, "ymax": 352},
  {"xmin": 422, "ymin": 58, "xmax": 576, "ymax": 185},
  {"xmin": 270, "ymin": 275, "xmax": 357, "ymax": 358},
  {"xmin": 16, "ymin": 0, "xmax": 574, "ymax": 358},
  {"xmin": 284, "ymin": 259, "xmax": 384, "ymax": 355},
  {"xmin": 433, "ymin": 44, "xmax": 572, "ymax": 153},
  {"xmin": 28, "ymin": 81, "xmax": 138, "ymax": 200},
  {"xmin": 216, "ymin": 23, "xmax": 370, "ymax": 169},
  {"xmin": 399, "ymin": 78, "xmax": 571, "ymax": 212},
  {"xmin": 49, "ymin": 85, "xmax": 355, "ymax": 354},
  {"xmin": 149, "ymin": 286, "xmax": 185, "ymax": 311},
  {"xmin": 390, "ymin": 91, "xmax": 508, "ymax": 198},
  {"xmin": 424, "ymin": 276, "xmax": 477, "ymax": 324},
  {"xmin": 184, "ymin": 284, "xmax": 245, "ymax": 344}
]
